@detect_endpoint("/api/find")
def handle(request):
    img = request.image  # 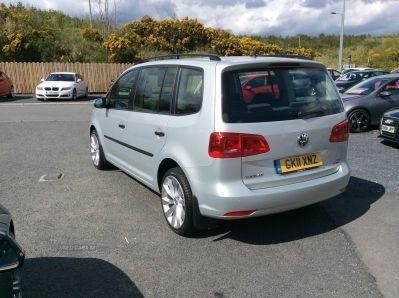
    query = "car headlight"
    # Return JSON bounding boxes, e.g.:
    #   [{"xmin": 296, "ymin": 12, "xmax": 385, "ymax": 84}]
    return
[
  {"xmin": 61, "ymin": 87, "xmax": 72, "ymax": 91},
  {"xmin": 36, "ymin": 87, "xmax": 43, "ymax": 90}
]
